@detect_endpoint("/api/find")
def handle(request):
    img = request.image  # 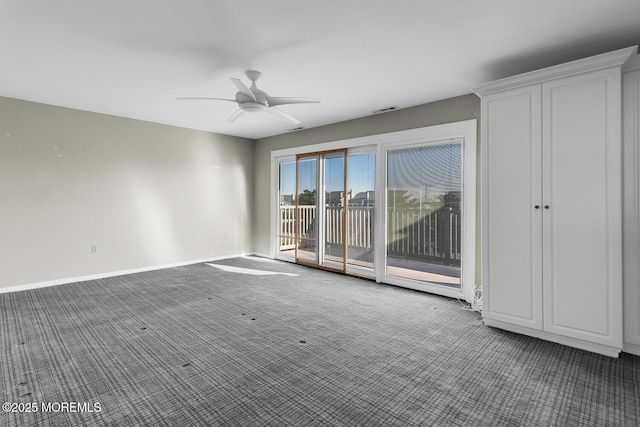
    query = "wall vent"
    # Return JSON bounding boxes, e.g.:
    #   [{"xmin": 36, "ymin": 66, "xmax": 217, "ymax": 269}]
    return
[{"xmin": 372, "ymin": 106, "xmax": 399, "ymax": 114}]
